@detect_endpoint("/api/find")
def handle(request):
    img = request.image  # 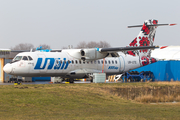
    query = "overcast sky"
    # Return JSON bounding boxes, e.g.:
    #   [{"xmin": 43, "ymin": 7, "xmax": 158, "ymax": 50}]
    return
[{"xmin": 0, "ymin": 0, "xmax": 179, "ymax": 49}]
